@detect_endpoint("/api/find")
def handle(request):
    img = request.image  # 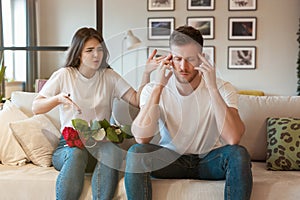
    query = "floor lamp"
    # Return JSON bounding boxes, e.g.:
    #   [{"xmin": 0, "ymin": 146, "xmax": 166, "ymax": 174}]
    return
[{"xmin": 121, "ymin": 30, "xmax": 142, "ymax": 75}]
